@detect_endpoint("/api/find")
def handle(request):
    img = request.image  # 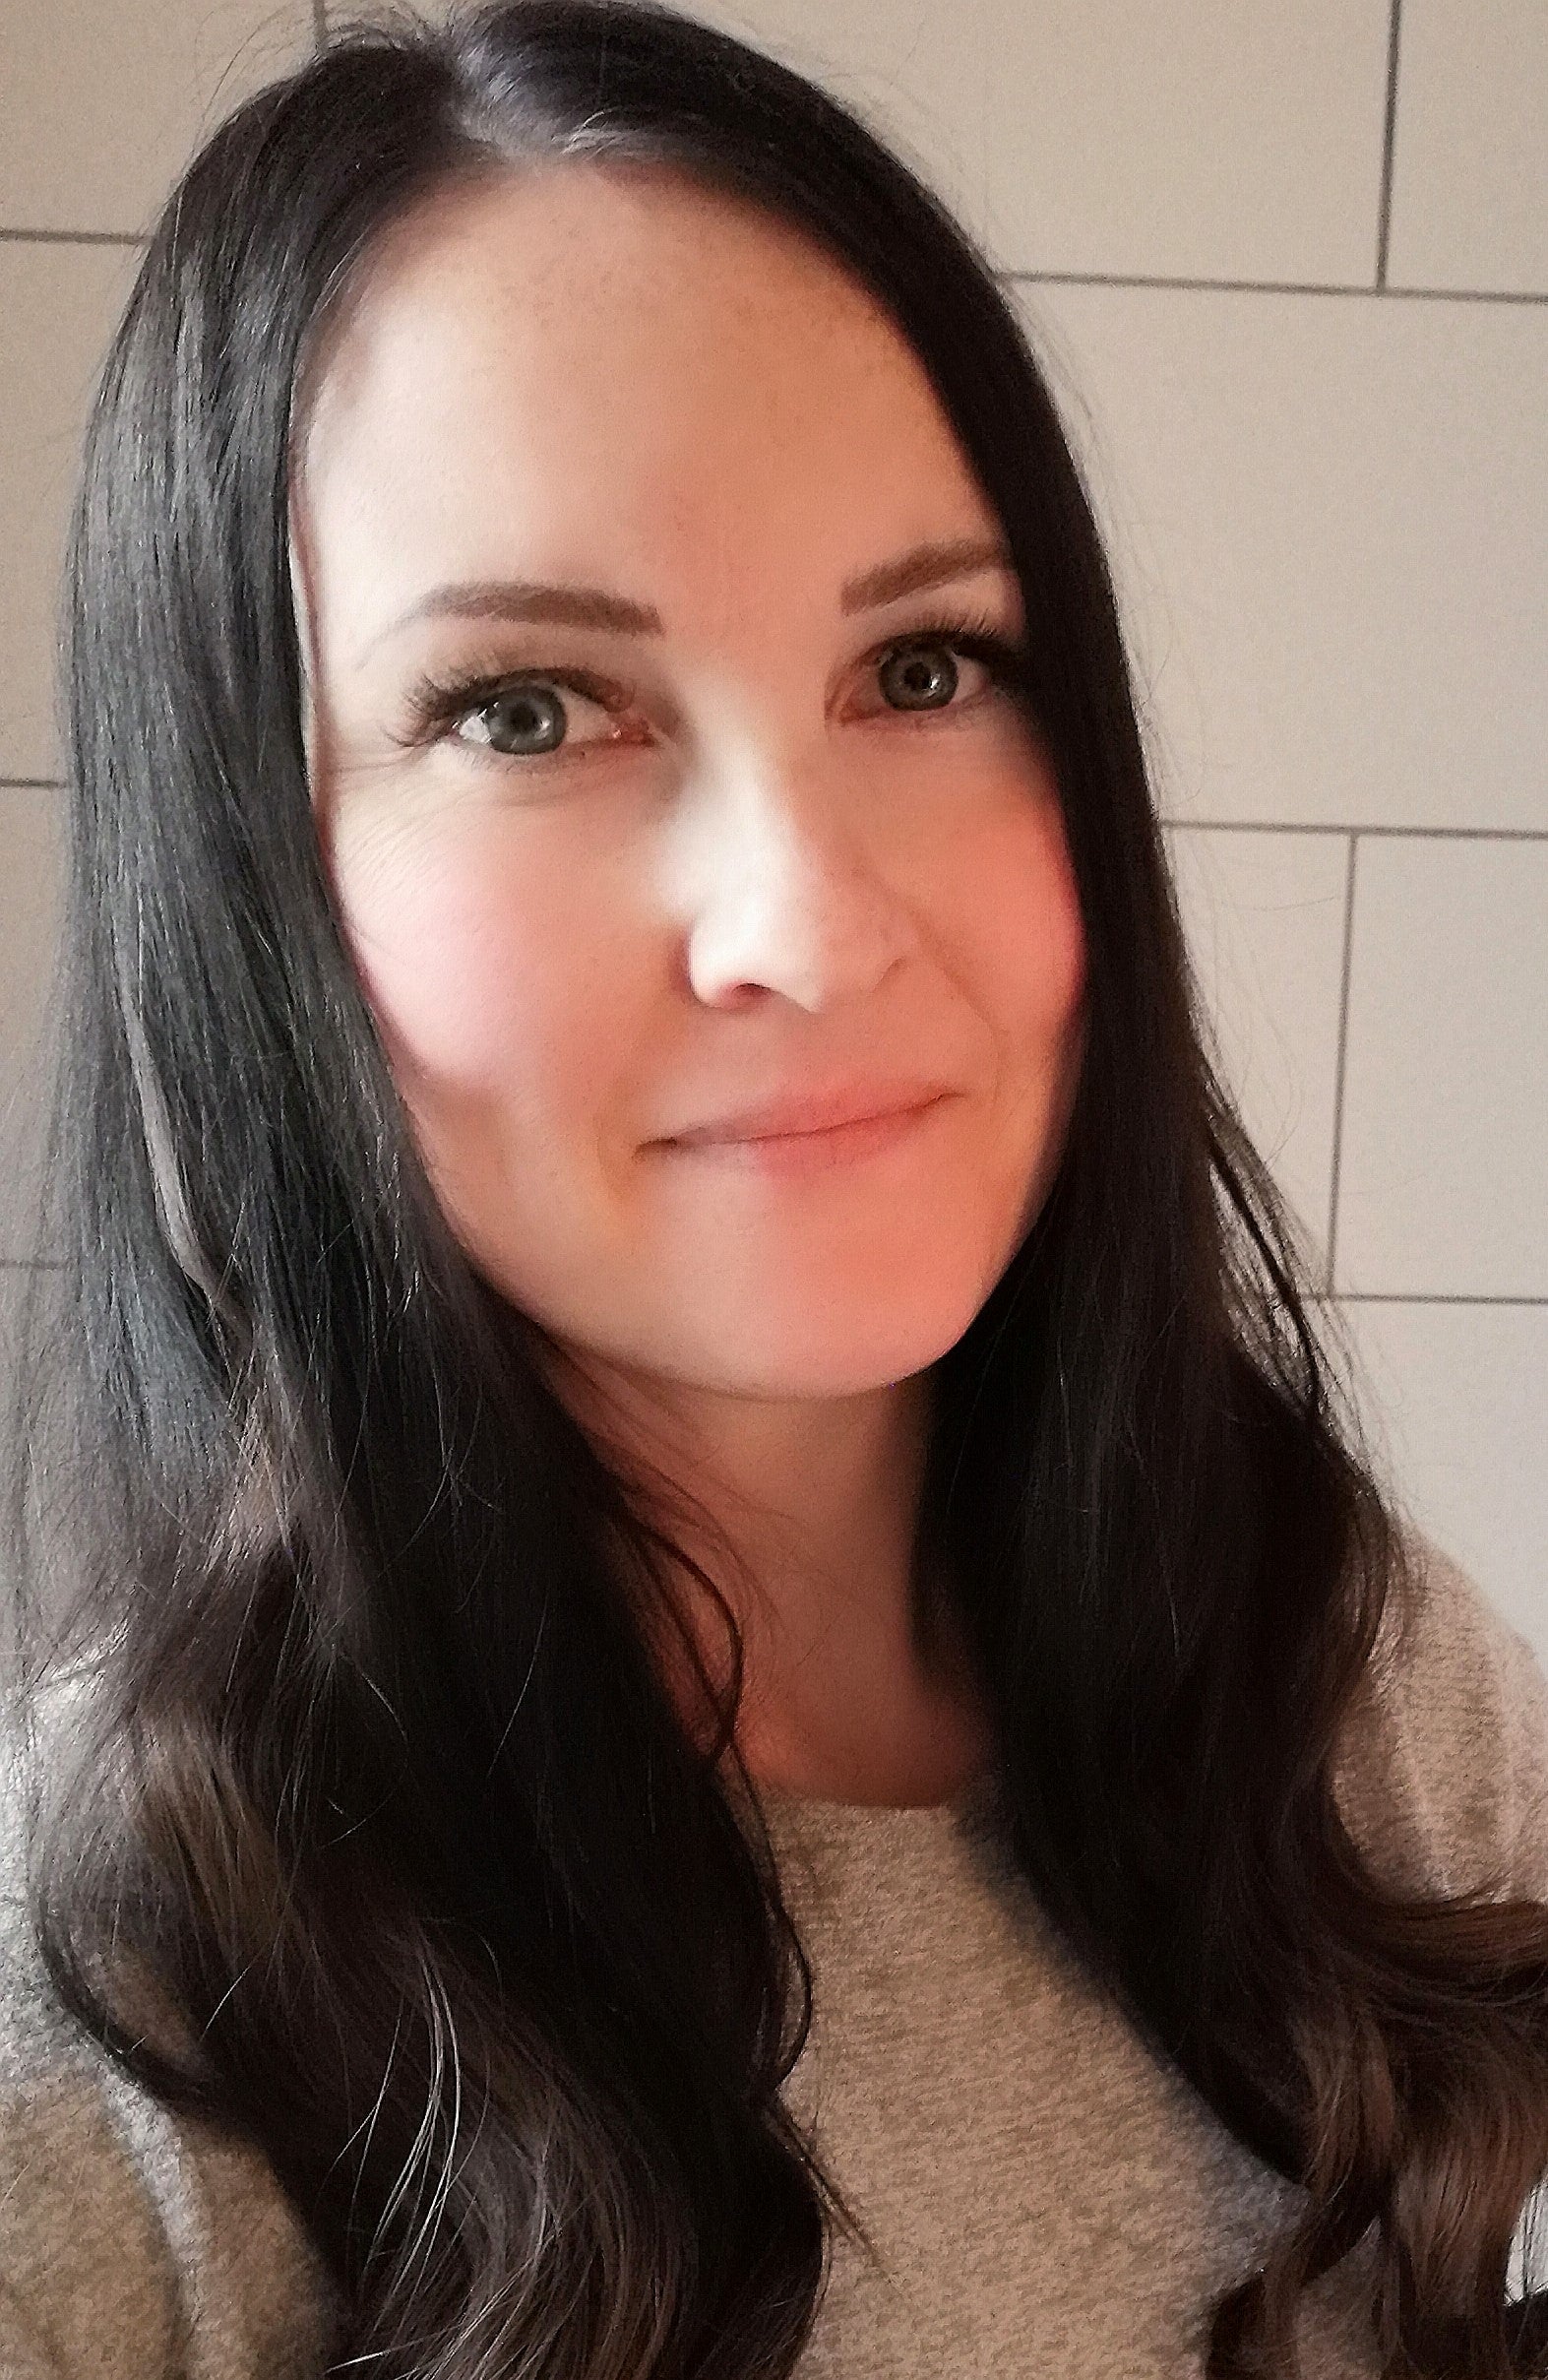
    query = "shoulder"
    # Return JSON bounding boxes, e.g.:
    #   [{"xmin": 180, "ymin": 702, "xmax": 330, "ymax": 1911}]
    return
[
  {"xmin": 0, "ymin": 1685, "xmax": 340, "ymax": 2379},
  {"xmin": 1332, "ymin": 1526, "xmax": 1548, "ymax": 1906}
]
